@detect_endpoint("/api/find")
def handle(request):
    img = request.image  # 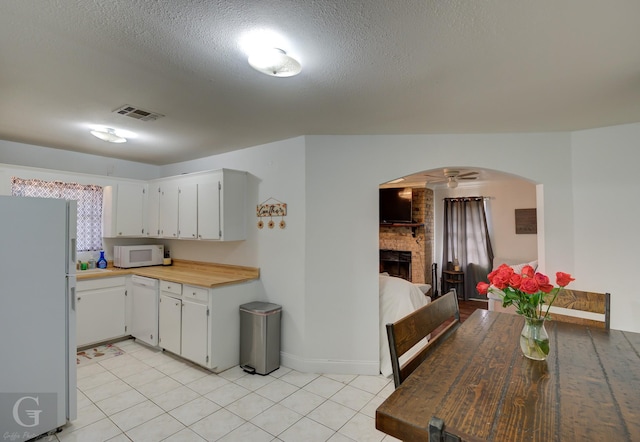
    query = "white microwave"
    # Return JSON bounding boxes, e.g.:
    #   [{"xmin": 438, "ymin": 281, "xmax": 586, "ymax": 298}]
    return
[{"xmin": 113, "ymin": 245, "xmax": 164, "ymax": 268}]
